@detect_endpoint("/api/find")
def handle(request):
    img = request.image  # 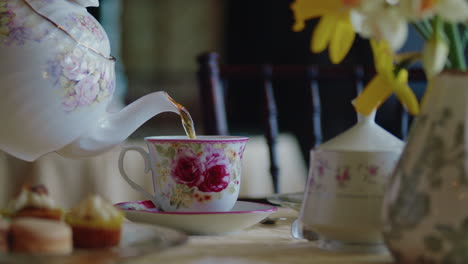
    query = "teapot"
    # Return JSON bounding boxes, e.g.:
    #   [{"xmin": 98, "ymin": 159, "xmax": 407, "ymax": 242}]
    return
[{"xmin": 0, "ymin": 0, "xmax": 182, "ymax": 161}]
